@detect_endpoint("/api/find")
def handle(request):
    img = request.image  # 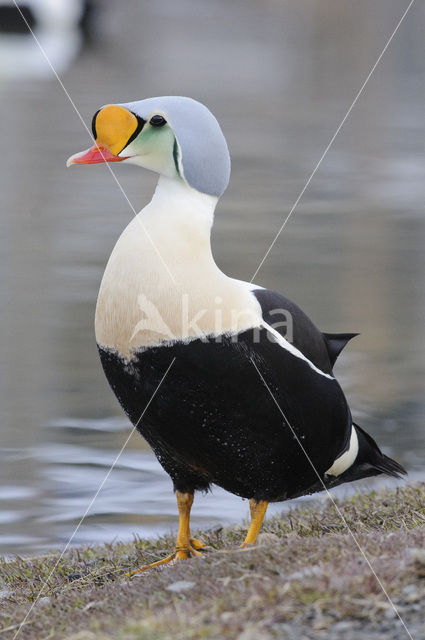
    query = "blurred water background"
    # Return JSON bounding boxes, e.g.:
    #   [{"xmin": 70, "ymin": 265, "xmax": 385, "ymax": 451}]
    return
[{"xmin": 0, "ymin": 0, "xmax": 424, "ymax": 556}]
